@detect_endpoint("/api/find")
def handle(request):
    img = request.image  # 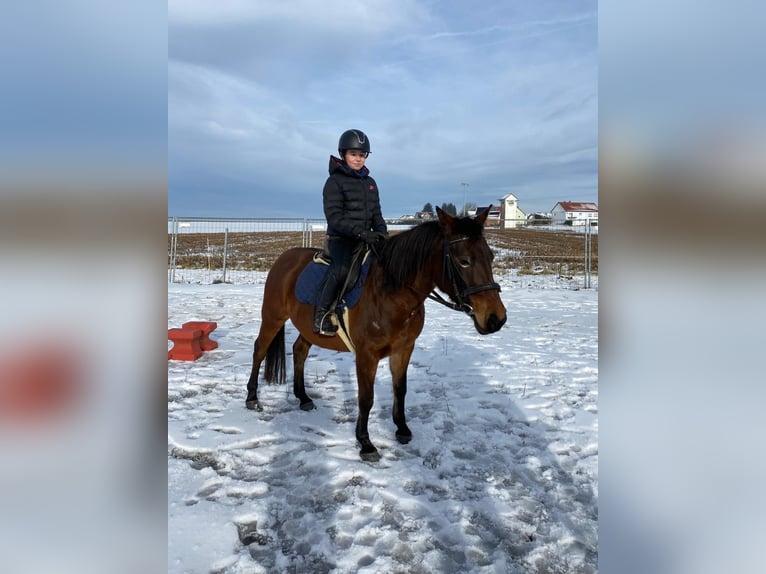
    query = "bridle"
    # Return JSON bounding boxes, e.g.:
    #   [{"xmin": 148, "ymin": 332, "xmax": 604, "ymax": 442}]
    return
[{"xmin": 426, "ymin": 235, "xmax": 501, "ymax": 316}]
